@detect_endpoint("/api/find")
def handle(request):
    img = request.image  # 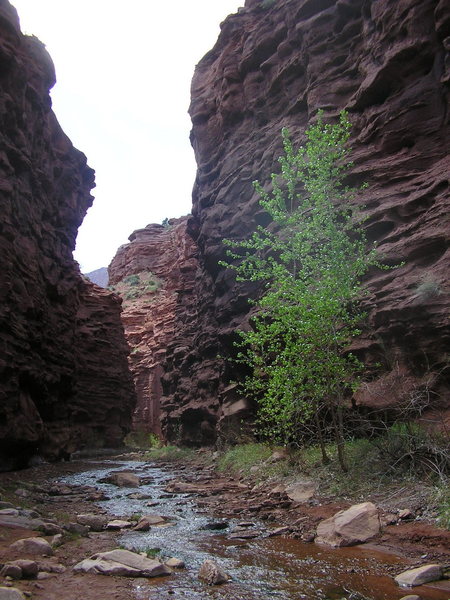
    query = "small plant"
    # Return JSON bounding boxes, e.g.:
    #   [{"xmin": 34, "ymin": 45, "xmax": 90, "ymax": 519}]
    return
[
  {"xmin": 434, "ymin": 483, "xmax": 450, "ymax": 529},
  {"xmin": 415, "ymin": 277, "xmax": 442, "ymax": 300}
]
